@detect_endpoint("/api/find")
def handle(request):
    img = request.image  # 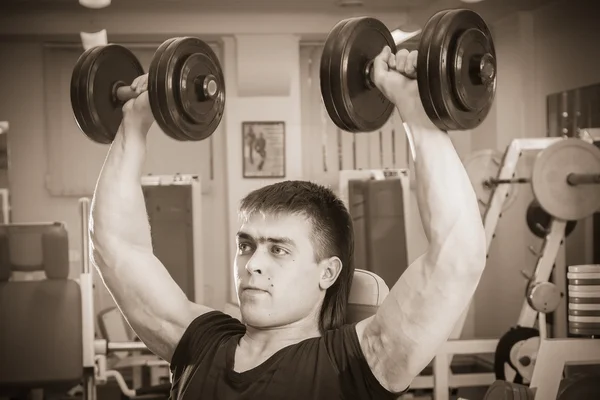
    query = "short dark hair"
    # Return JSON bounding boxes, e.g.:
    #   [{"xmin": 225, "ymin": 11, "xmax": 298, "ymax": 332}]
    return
[{"xmin": 239, "ymin": 180, "xmax": 354, "ymax": 333}]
